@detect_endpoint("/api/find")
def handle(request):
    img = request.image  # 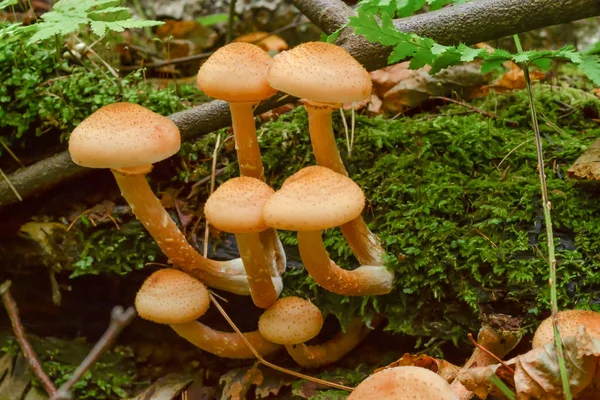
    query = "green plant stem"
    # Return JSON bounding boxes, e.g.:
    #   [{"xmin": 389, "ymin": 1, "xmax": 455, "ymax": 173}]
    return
[
  {"xmin": 513, "ymin": 34, "xmax": 572, "ymax": 400},
  {"xmin": 226, "ymin": 0, "xmax": 237, "ymax": 43}
]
